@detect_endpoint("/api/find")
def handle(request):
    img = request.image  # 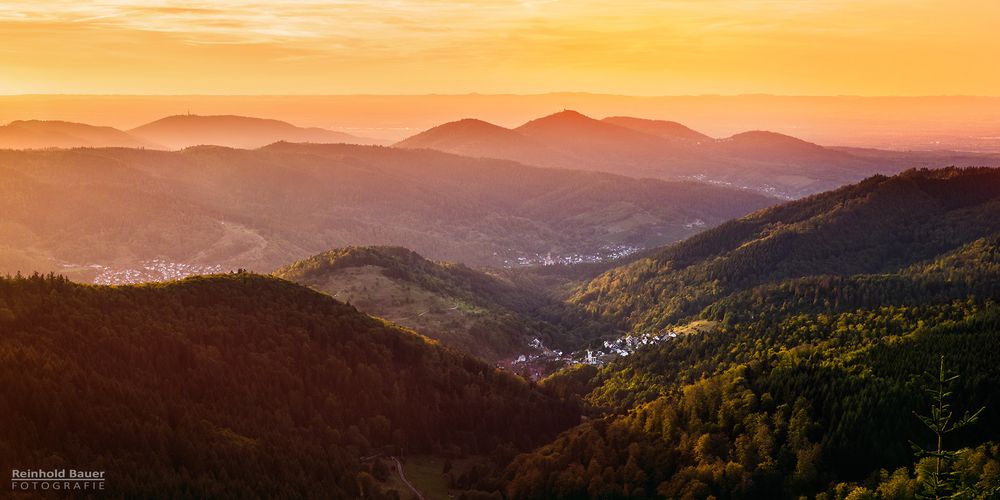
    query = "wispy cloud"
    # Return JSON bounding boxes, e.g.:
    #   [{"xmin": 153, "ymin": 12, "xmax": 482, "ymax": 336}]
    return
[
  {"xmin": 0, "ymin": 0, "xmax": 996, "ymax": 95},
  {"xmin": 0, "ymin": 0, "xmax": 898, "ymax": 44}
]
